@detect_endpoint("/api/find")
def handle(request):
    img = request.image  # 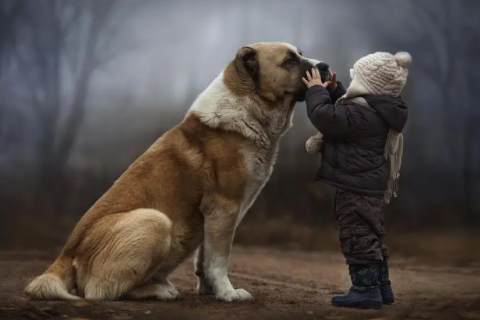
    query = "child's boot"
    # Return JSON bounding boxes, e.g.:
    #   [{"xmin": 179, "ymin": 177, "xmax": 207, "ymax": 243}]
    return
[
  {"xmin": 332, "ymin": 264, "xmax": 383, "ymax": 310},
  {"xmin": 379, "ymin": 258, "xmax": 394, "ymax": 304}
]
